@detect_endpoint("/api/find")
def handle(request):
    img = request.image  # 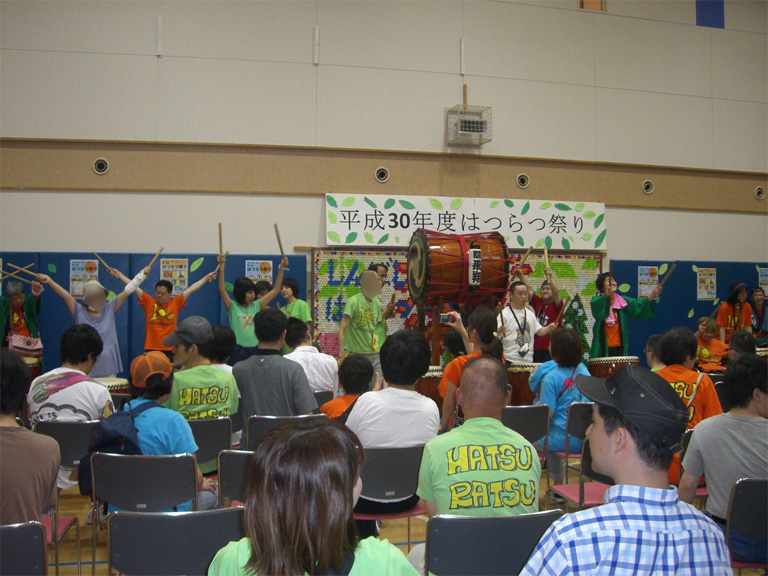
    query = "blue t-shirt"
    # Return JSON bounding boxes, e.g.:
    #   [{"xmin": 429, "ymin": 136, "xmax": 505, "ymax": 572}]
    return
[
  {"xmin": 528, "ymin": 360, "xmax": 557, "ymax": 396},
  {"xmin": 537, "ymin": 364, "xmax": 590, "ymax": 453}
]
